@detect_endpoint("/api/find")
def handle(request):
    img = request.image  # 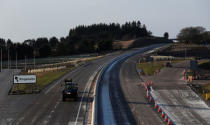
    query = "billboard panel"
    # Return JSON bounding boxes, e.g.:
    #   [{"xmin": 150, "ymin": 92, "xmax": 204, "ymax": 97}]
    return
[{"xmin": 14, "ymin": 75, "xmax": 36, "ymax": 84}]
